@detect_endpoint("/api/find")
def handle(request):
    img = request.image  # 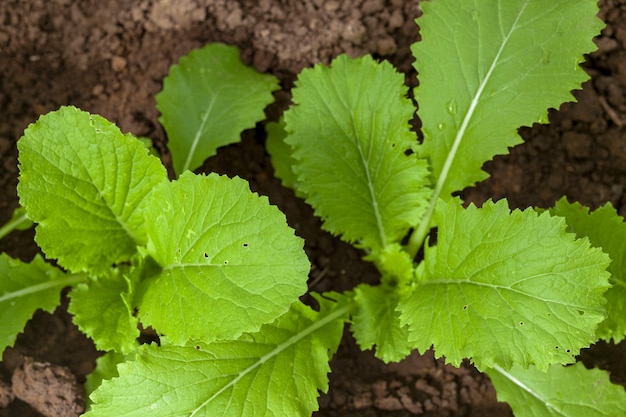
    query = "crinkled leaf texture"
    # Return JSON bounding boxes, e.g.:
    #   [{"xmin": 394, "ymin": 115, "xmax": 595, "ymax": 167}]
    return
[
  {"xmin": 86, "ymin": 295, "xmax": 349, "ymax": 417},
  {"xmin": 352, "ymin": 284, "xmax": 412, "ymax": 363},
  {"xmin": 550, "ymin": 198, "xmax": 626, "ymax": 343},
  {"xmin": 284, "ymin": 54, "xmax": 431, "ymax": 252},
  {"xmin": 0, "ymin": 254, "xmax": 83, "ymax": 354},
  {"xmin": 138, "ymin": 172, "xmax": 309, "ymax": 344},
  {"xmin": 415, "ymin": 0, "xmax": 603, "ymax": 198},
  {"xmin": 156, "ymin": 43, "xmax": 280, "ymax": 175},
  {"xmin": 400, "ymin": 199, "xmax": 610, "ymax": 371},
  {"xmin": 17, "ymin": 106, "xmax": 167, "ymax": 274},
  {"xmin": 69, "ymin": 268, "xmax": 139, "ymax": 354},
  {"xmin": 487, "ymin": 362, "xmax": 626, "ymax": 417}
]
